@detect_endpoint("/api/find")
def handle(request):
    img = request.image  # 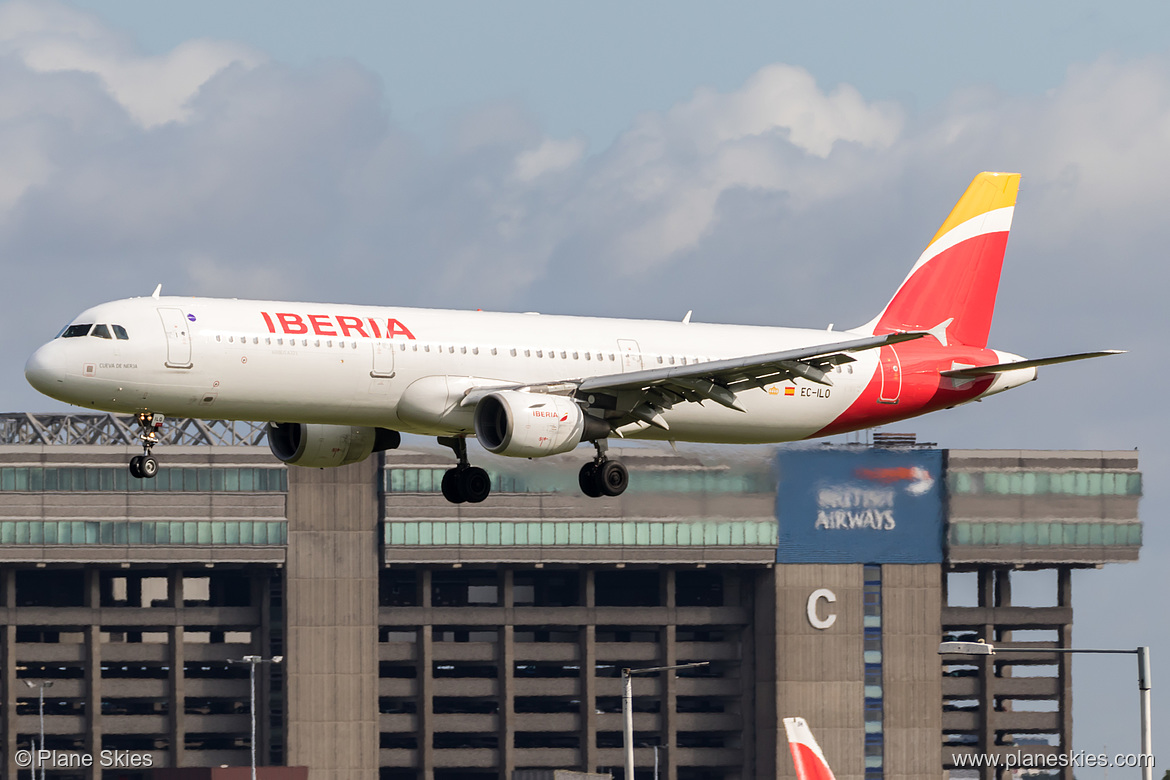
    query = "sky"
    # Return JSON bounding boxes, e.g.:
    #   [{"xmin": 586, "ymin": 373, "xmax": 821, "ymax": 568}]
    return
[{"xmin": 1, "ymin": 0, "xmax": 1168, "ymax": 770}]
